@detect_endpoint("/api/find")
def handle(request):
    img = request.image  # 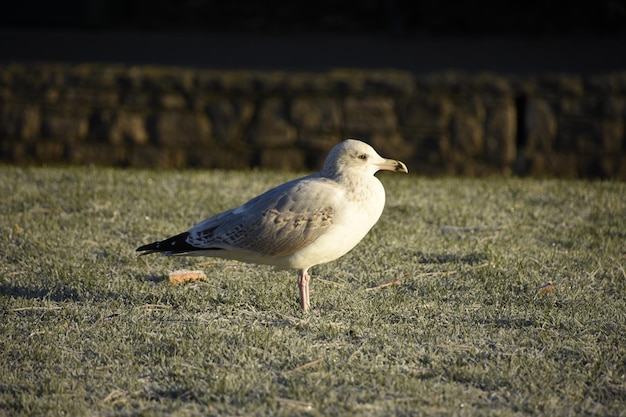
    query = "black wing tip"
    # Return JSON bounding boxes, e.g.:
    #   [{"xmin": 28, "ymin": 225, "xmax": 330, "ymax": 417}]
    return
[
  {"xmin": 136, "ymin": 244, "xmax": 161, "ymax": 255},
  {"xmin": 136, "ymin": 231, "xmax": 195, "ymax": 255},
  {"xmin": 136, "ymin": 242, "xmax": 157, "ymax": 252}
]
